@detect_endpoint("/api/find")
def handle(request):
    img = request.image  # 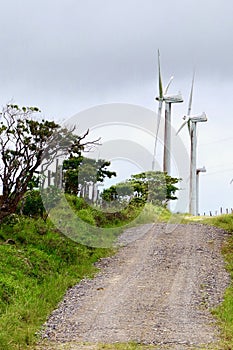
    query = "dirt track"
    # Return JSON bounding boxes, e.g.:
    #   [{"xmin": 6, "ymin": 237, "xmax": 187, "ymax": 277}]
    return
[{"xmin": 39, "ymin": 223, "xmax": 229, "ymax": 349}]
